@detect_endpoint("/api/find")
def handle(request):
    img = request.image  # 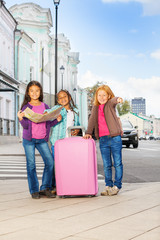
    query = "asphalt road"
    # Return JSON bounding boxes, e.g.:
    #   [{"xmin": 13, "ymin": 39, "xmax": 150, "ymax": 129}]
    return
[
  {"xmin": 0, "ymin": 140, "xmax": 159, "ymax": 183},
  {"xmin": 97, "ymin": 140, "xmax": 160, "ymax": 183}
]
